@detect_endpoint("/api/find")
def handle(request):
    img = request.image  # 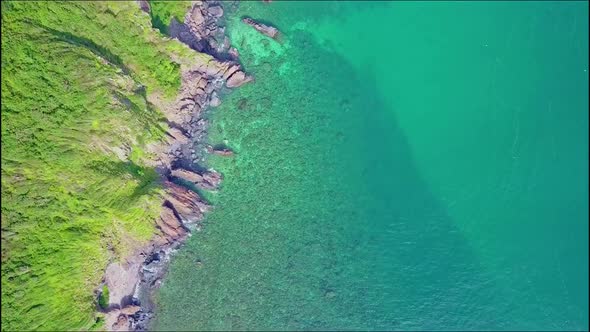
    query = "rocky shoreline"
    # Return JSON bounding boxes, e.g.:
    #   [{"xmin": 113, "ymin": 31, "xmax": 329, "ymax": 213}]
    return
[{"xmin": 100, "ymin": 2, "xmax": 250, "ymax": 330}]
